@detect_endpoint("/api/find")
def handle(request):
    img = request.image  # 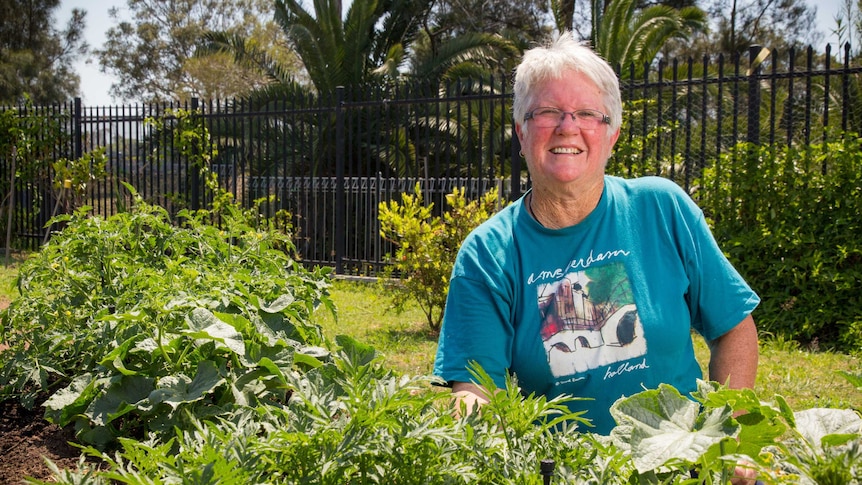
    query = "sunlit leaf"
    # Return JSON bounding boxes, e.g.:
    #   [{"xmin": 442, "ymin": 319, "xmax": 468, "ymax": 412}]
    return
[
  {"xmin": 185, "ymin": 307, "xmax": 246, "ymax": 356},
  {"xmin": 610, "ymin": 384, "xmax": 739, "ymax": 473},
  {"xmin": 147, "ymin": 361, "xmax": 223, "ymax": 409},
  {"xmin": 794, "ymin": 407, "xmax": 862, "ymax": 453},
  {"xmin": 260, "ymin": 294, "xmax": 296, "ymax": 313}
]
